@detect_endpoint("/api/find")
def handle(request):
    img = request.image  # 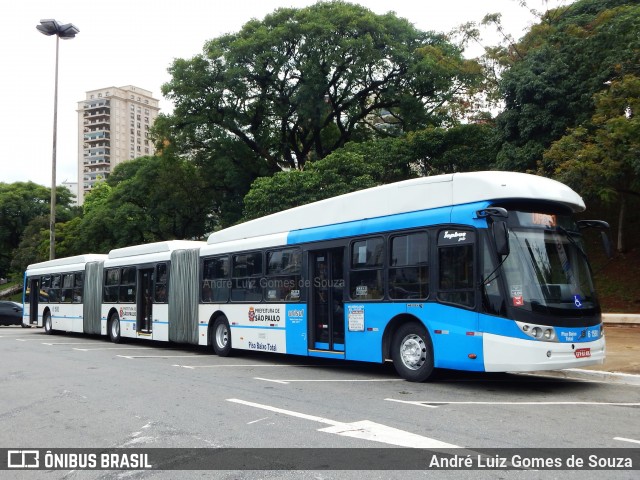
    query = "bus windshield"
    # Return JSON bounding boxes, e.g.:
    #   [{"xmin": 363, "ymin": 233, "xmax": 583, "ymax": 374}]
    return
[{"xmin": 501, "ymin": 211, "xmax": 598, "ymax": 315}]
